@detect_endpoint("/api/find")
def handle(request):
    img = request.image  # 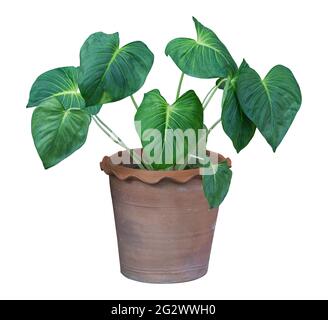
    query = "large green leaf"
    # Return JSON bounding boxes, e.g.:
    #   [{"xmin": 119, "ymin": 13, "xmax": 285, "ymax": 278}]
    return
[
  {"xmin": 27, "ymin": 66, "xmax": 102, "ymax": 115},
  {"xmin": 165, "ymin": 17, "xmax": 237, "ymax": 78},
  {"xmin": 221, "ymin": 60, "xmax": 256, "ymax": 152},
  {"xmin": 32, "ymin": 98, "xmax": 91, "ymax": 169},
  {"xmin": 236, "ymin": 63, "xmax": 302, "ymax": 151},
  {"xmin": 27, "ymin": 67, "xmax": 86, "ymax": 109},
  {"xmin": 135, "ymin": 89, "xmax": 203, "ymax": 170},
  {"xmin": 78, "ymin": 32, "xmax": 154, "ymax": 105},
  {"xmin": 202, "ymin": 159, "xmax": 232, "ymax": 208}
]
